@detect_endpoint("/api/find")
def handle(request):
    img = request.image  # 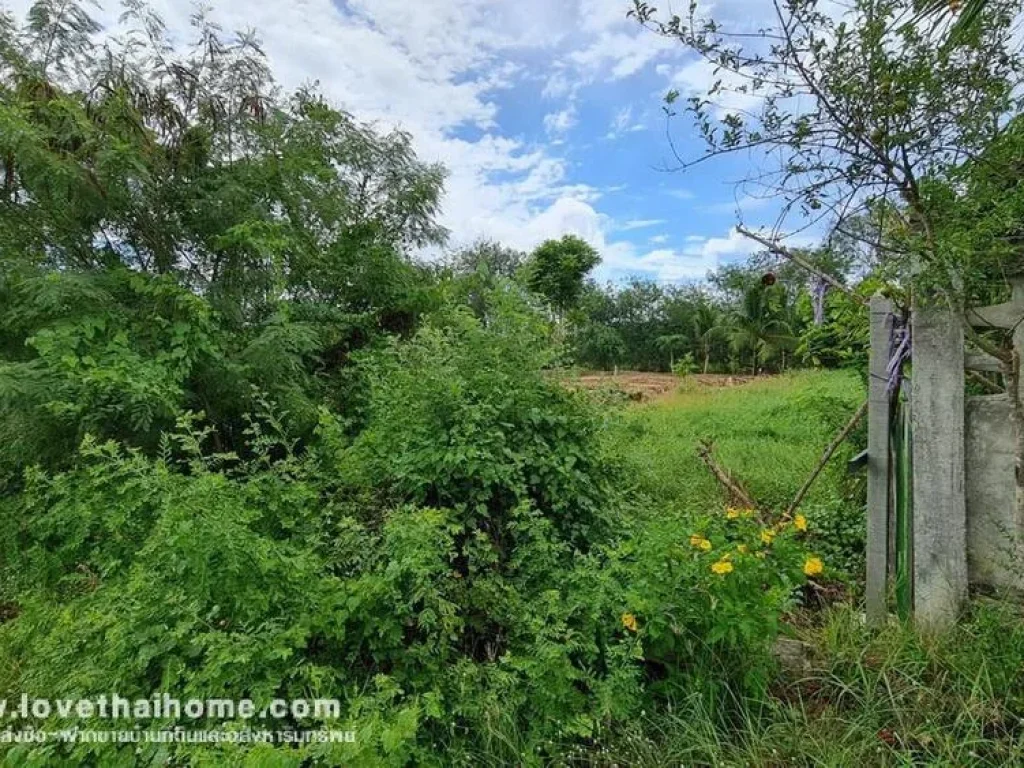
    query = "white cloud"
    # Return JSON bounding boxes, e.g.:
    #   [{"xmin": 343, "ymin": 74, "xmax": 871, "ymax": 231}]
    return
[
  {"xmin": 649, "ymin": 234, "xmax": 669, "ymax": 244},
  {"xmin": 693, "ymin": 228, "xmax": 758, "ymax": 260},
  {"xmin": 658, "ymin": 59, "xmax": 764, "ymax": 120},
  {"xmin": 543, "ymin": 105, "xmax": 578, "ymax": 136},
  {"xmin": 541, "ymin": 70, "xmax": 576, "ymax": 99},
  {"xmin": 596, "ymin": 226, "xmax": 763, "ymax": 283},
  {"xmin": 617, "ymin": 218, "xmax": 666, "ymax": 231},
  {"xmin": 606, "ymin": 105, "xmax": 646, "ymax": 139}
]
